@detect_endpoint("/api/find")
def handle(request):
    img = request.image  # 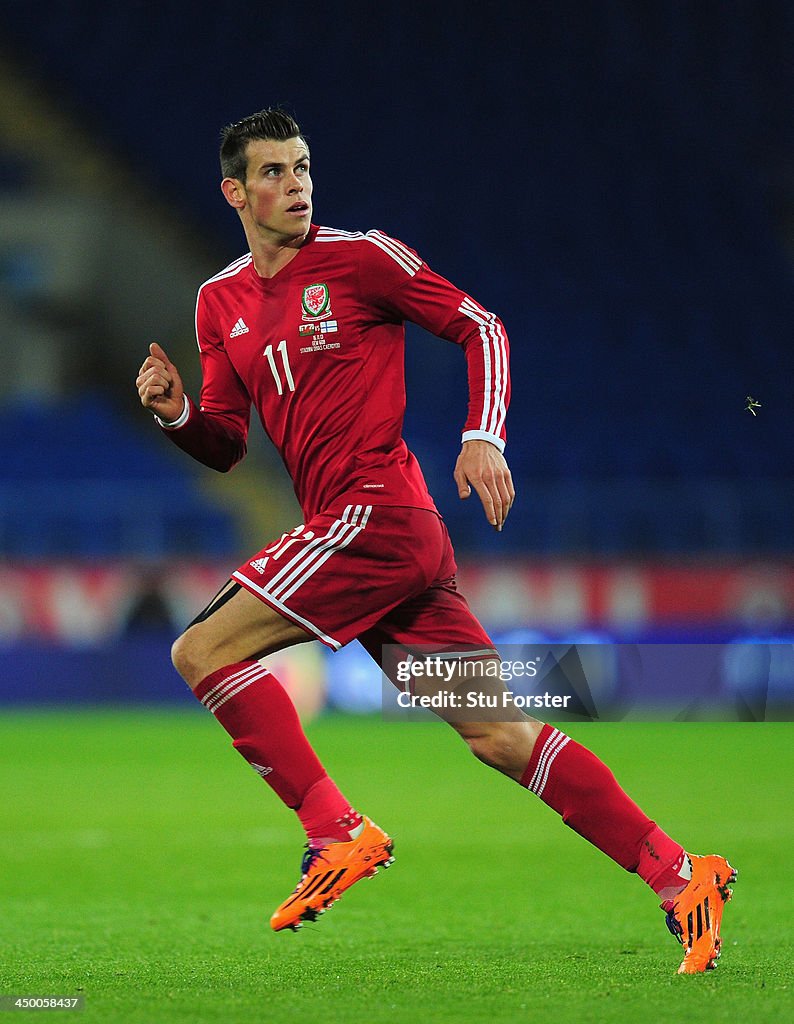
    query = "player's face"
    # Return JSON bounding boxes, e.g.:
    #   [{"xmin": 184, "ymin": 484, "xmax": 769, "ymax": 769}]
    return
[{"xmin": 239, "ymin": 137, "xmax": 313, "ymax": 241}]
